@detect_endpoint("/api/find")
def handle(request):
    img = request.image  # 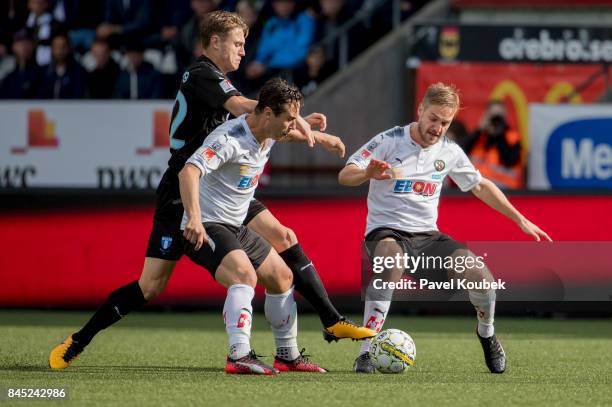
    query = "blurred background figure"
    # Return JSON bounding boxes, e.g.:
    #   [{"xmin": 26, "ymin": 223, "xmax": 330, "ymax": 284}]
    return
[
  {"xmin": 86, "ymin": 38, "xmax": 120, "ymax": 99},
  {"xmin": 50, "ymin": 0, "xmax": 105, "ymax": 54},
  {"xmin": 38, "ymin": 32, "xmax": 86, "ymax": 98},
  {"xmin": 148, "ymin": 0, "xmax": 191, "ymax": 48},
  {"xmin": 0, "ymin": 0, "xmax": 29, "ymax": 59},
  {"xmin": 0, "ymin": 29, "xmax": 42, "ymax": 98},
  {"xmin": 245, "ymin": 0, "xmax": 314, "ymax": 84},
  {"xmin": 463, "ymin": 101, "xmax": 525, "ymax": 190},
  {"xmin": 293, "ymin": 45, "xmax": 333, "ymax": 97},
  {"xmin": 113, "ymin": 41, "xmax": 163, "ymax": 99},
  {"xmin": 96, "ymin": 0, "xmax": 154, "ymax": 49},
  {"xmin": 25, "ymin": 0, "xmax": 63, "ymax": 66},
  {"xmin": 176, "ymin": 0, "xmax": 218, "ymax": 69},
  {"xmin": 314, "ymin": 0, "xmax": 354, "ymax": 70}
]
